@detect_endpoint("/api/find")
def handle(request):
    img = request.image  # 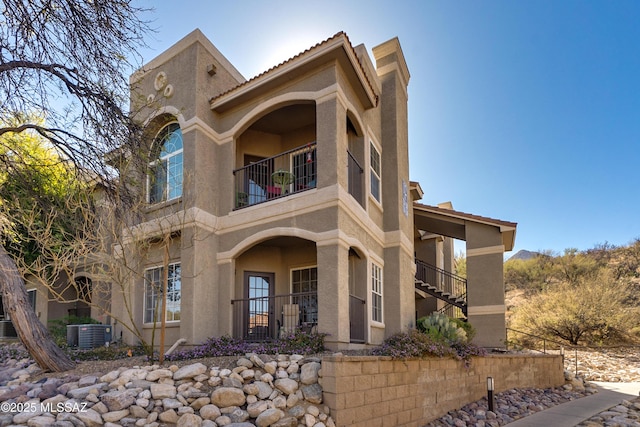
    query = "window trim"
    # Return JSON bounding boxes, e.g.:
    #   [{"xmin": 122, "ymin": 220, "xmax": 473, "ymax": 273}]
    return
[
  {"xmin": 371, "ymin": 262, "xmax": 383, "ymax": 324},
  {"xmin": 369, "ymin": 140, "xmax": 382, "ymax": 204},
  {"xmin": 143, "ymin": 262, "xmax": 181, "ymax": 325},
  {"xmin": 289, "ymin": 265, "xmax": 318, "ymax": 325},
  {"xmin": 289, "ymin": 265, "xmax": 318, "ymax": 294},
  {"xmin": 147, "ymin": 122, "xmax": 183, "ymax": 204}
]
